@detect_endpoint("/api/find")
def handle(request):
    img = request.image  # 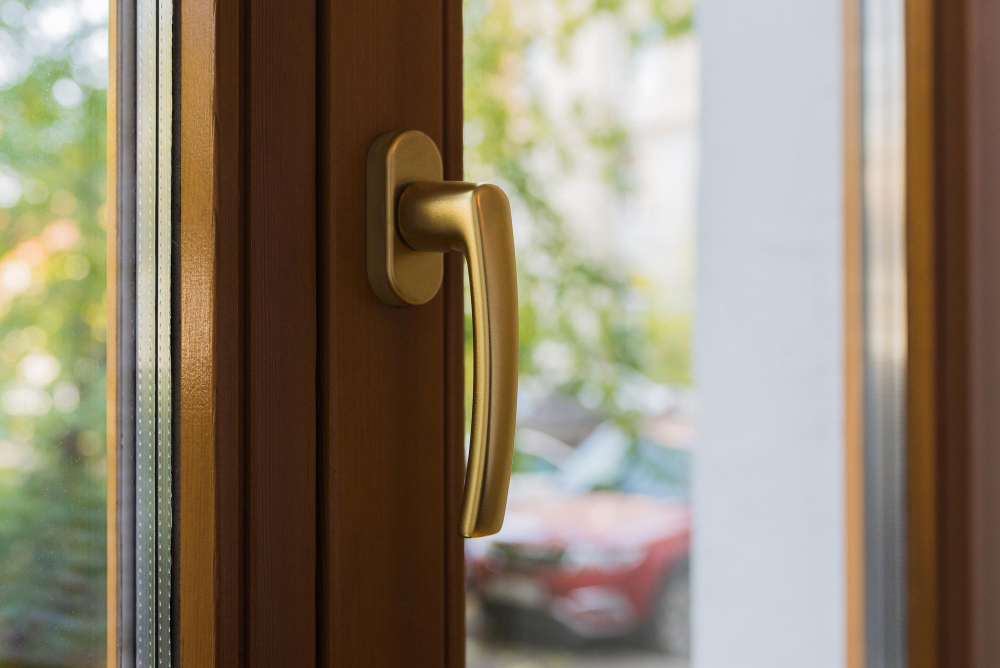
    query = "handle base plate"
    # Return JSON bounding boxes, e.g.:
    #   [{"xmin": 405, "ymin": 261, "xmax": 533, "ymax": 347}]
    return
[{"xmin": 366, "ymin": 130, "xmax": 444, "ymax": 306}]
